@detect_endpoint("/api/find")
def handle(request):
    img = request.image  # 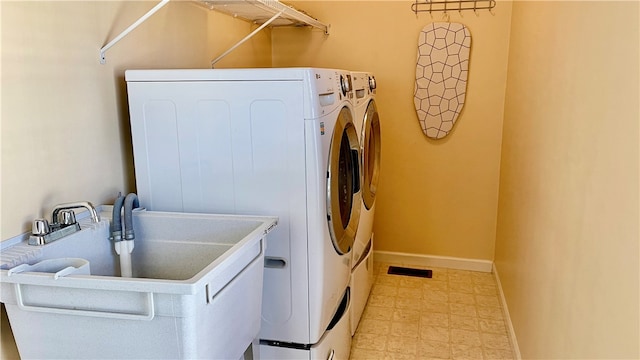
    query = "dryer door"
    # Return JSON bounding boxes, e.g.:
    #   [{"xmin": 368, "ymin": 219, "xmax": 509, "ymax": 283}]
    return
[
  {"xmin": 362, "ymin": 100, "xmax": 381, "ymax": 210},
  {"xmin": 327, "ymin": 106, "xmax": 361, "ymax": 255}
]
